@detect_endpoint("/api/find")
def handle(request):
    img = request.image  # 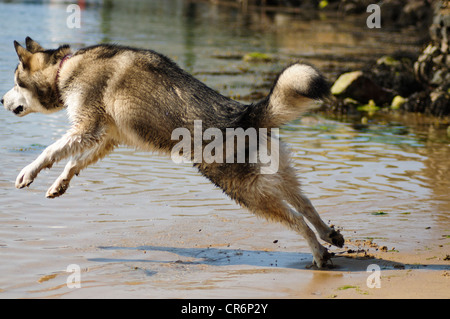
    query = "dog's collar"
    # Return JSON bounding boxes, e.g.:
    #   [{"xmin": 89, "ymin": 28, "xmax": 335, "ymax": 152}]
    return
[{"xmin": 55, "ymin": 54, "xmax": 72, "ymax": 105}]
